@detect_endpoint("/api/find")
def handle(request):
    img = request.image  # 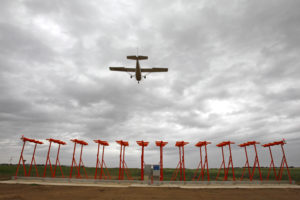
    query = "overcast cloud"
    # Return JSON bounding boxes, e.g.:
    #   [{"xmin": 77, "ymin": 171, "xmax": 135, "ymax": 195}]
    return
[{"xmin": 0, "ymin": 0, "xmax": 300, "ymax": 169}]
